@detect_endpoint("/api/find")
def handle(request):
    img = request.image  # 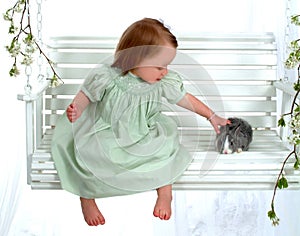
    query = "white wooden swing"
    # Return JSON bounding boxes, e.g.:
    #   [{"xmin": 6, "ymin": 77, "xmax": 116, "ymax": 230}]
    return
[{"xmin": 18, "ymin": 33, "xmax": 300, "ymax": 190}]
